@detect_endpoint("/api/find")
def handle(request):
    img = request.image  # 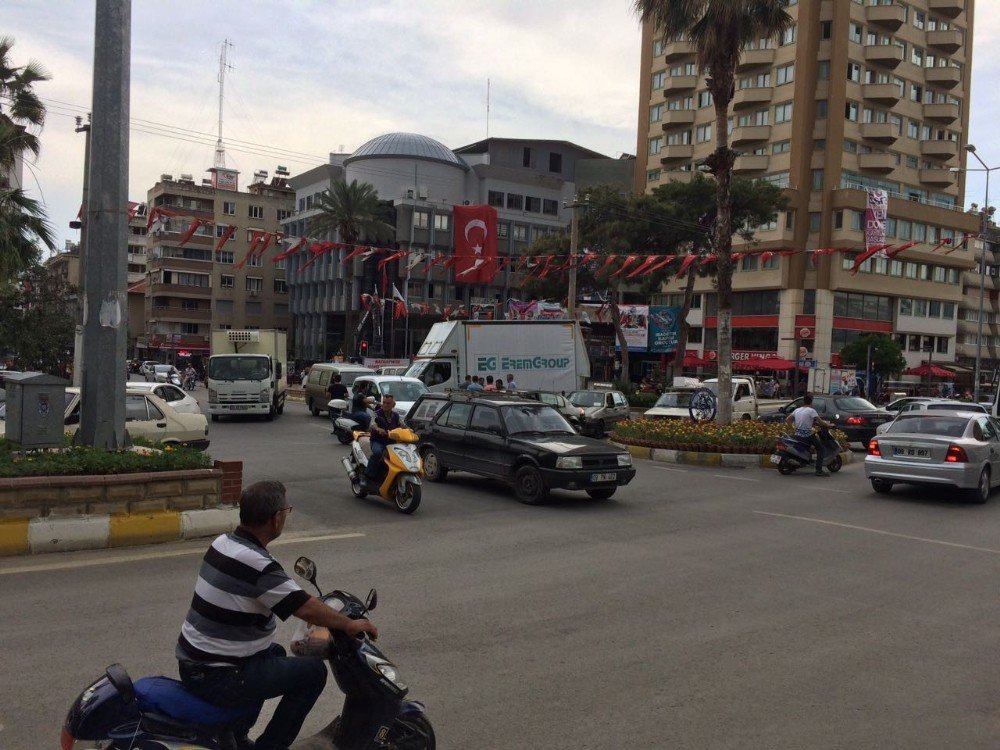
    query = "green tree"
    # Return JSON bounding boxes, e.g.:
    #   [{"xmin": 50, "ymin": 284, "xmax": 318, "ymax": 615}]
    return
[
  {"xmin": 0, "ymin": 187, "xmax": 55, "ymax": 282},
  {"xmin": 634, "ymin": 0, "xmax": 792, "ymax": 422},
  {"xmin": 308, "ymin": 179, "xmax": 395, "ymax": 354},
  {"xmin": 0, "ymin": 265, "xmax": 76, "ymax": 373},
  {"xmin": 839, "ymin": 334, "xmax": 906, "ymax": 391},
  {"xmin": 0, "ymin": 35, "xmax": 50, "ymax": 184}
]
